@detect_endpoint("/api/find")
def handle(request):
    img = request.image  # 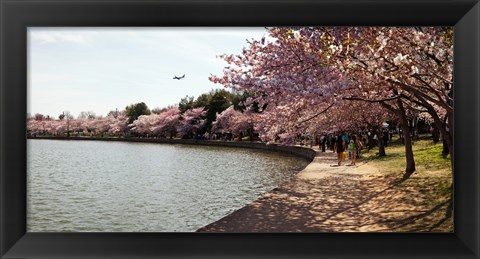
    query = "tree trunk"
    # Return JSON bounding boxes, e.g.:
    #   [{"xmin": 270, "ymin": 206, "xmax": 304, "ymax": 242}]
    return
[
  {"xmin": 442, "ymin": 137, "xmax": 449, "ymax": 158},
  {"xmin": 397, "ymin": 99, "xmax": 416, "ymax": 180},
  {"xmin": 447, "ymin": 82, "xmax": 454, "ymax": 169},
  {"xmin": 413, "ymin": 118, "xmax": 420, "ymax": 140},
  {"xmin": 413, "ymin": 90, "xmax": 453, "ymax": 167},
  {"xmin": 376, "ymin": 128, "xmax": 386, "ymax": 156},
  {"xmin": 427, "ymin": 108, "xmax": 453, "ymax": 163},
  {"xmin": 367, "ymin": 130, "xmax": 375, "ymax": 151},
  {"xmin": 432, "ymin": 126, "xmax": 440, "ymax": 144},
  {"xmin": 248, "ymin": 128, "xmax": 254, "ymax": 141}
]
